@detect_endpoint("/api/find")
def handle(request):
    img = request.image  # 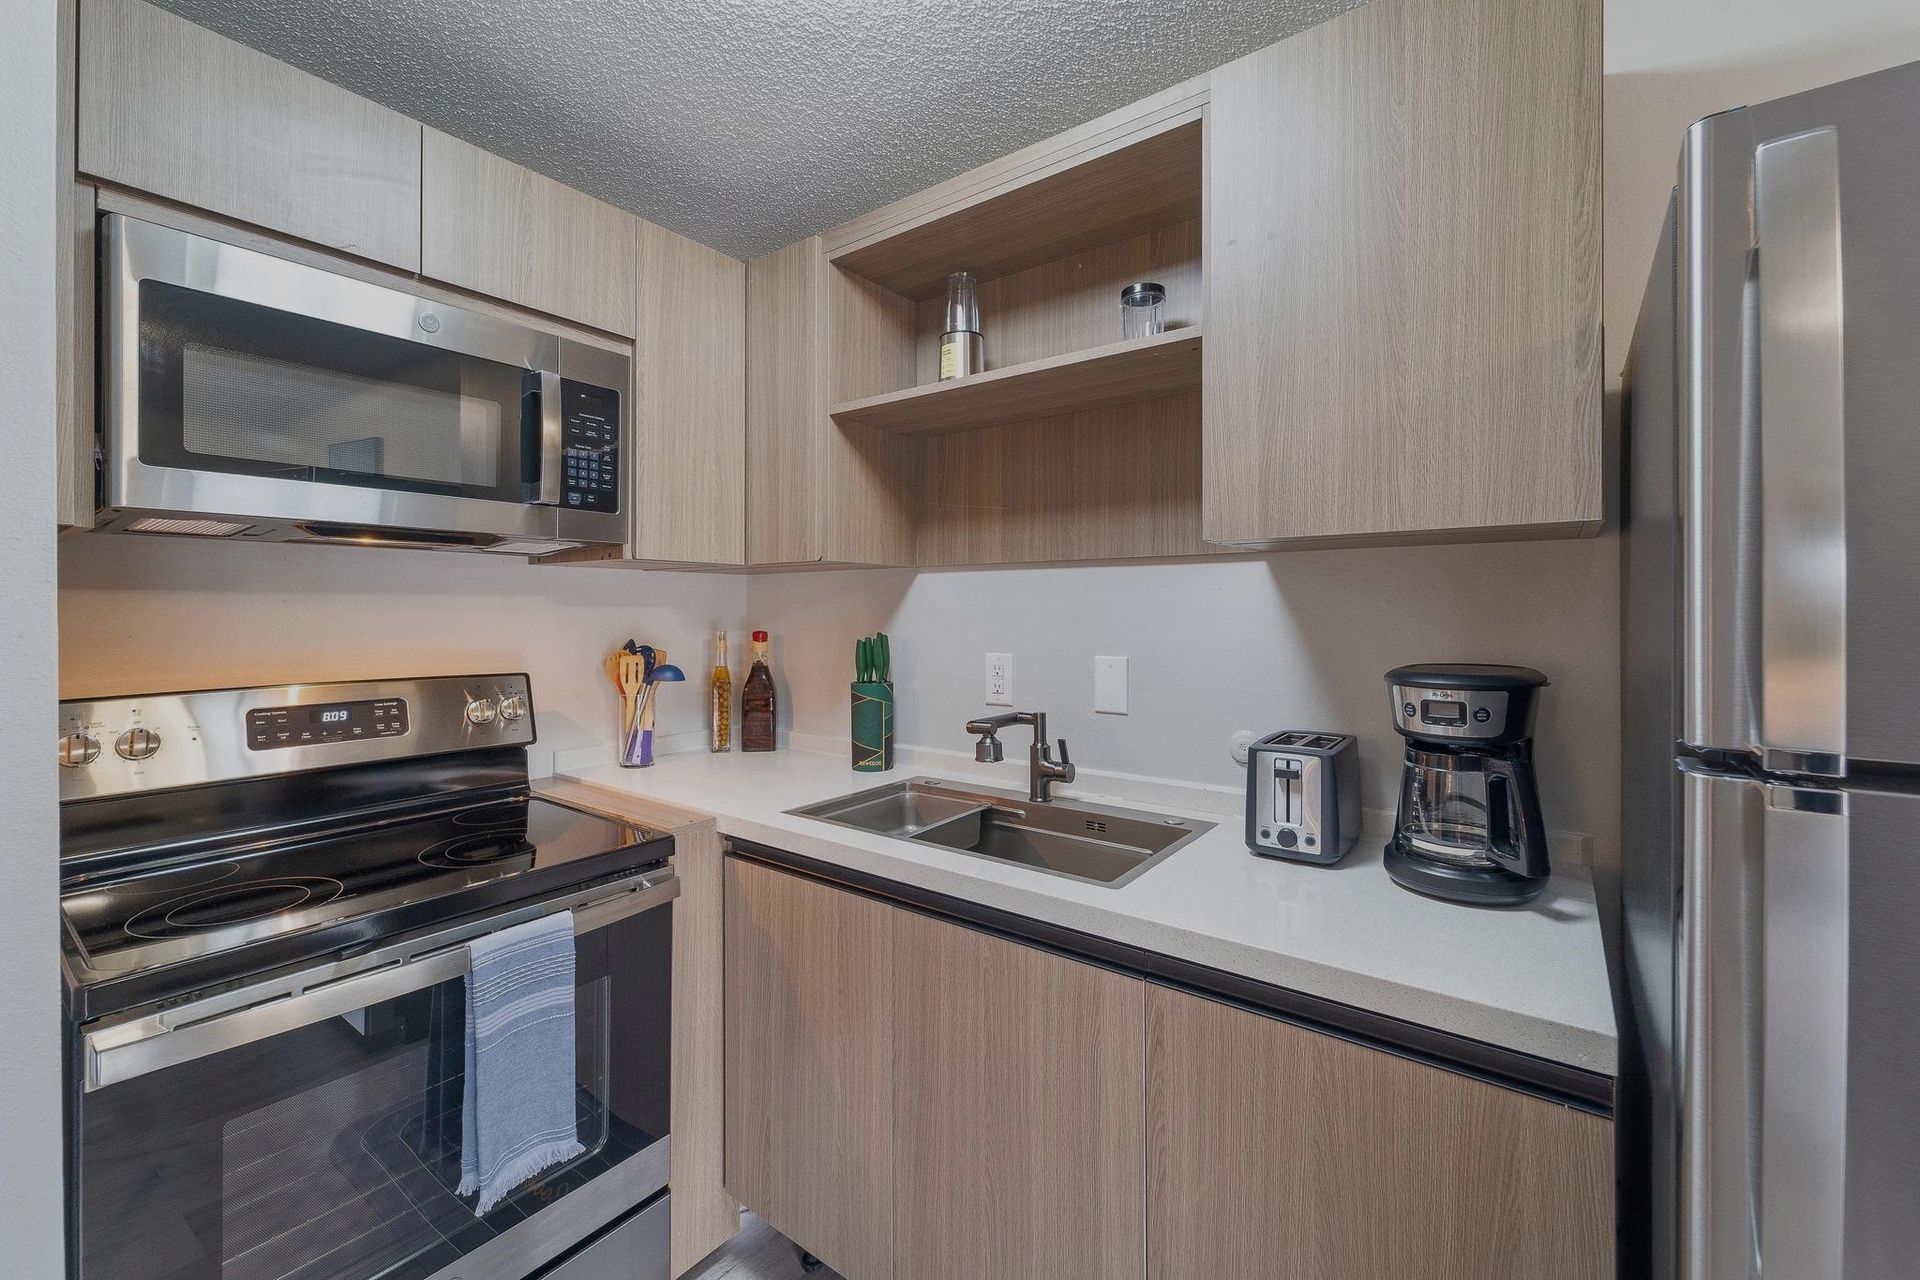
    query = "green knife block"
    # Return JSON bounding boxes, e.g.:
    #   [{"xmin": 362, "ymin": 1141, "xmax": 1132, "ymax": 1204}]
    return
[{"xmin": 851, "ymin": 681, "xmax": 894, "ymax": 772}]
